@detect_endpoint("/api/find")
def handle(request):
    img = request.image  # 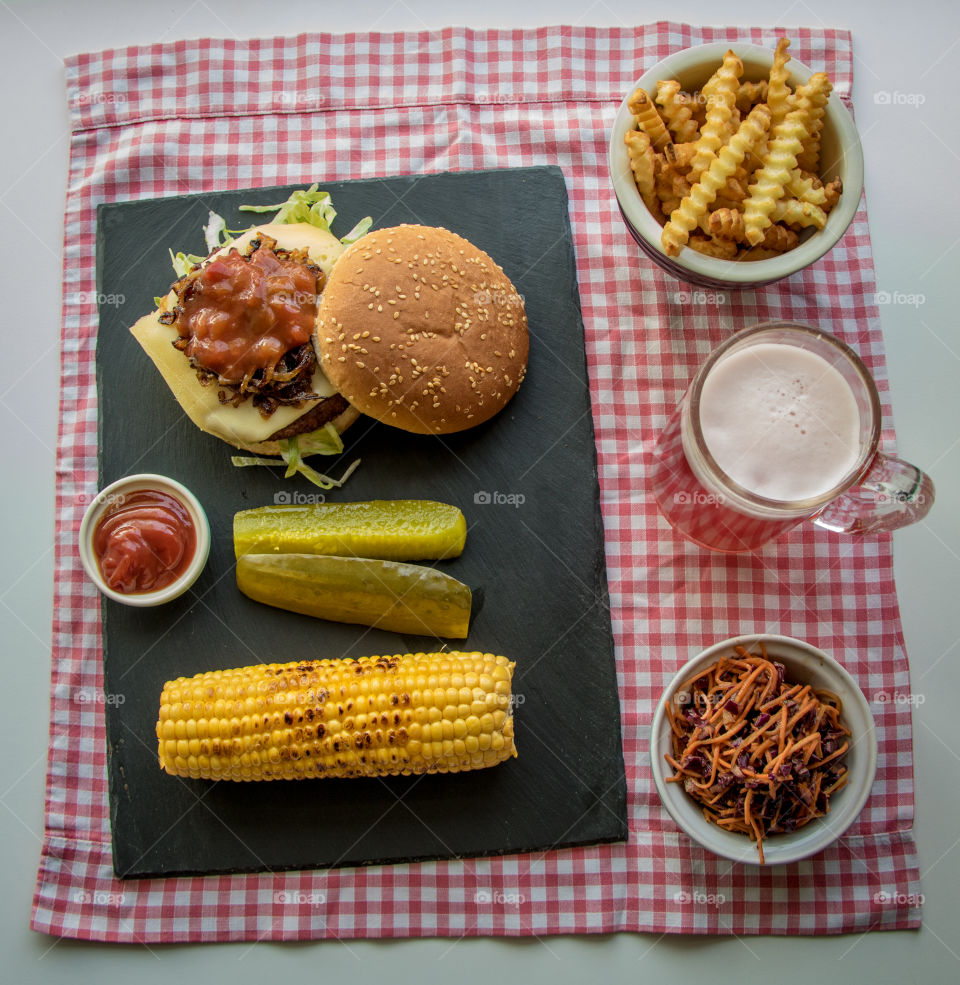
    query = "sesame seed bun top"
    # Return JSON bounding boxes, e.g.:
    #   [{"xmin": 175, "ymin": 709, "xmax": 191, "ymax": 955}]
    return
[{"xmin": 314, "ymin": 224, "xmax": 529, "ymax": 434}]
